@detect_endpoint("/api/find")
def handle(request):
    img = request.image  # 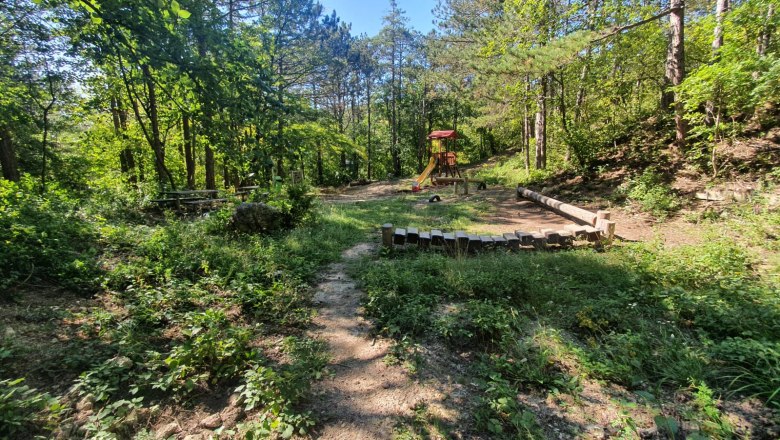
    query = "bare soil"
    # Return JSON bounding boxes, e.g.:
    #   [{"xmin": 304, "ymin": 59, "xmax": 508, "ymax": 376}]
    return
[{"xmin": 307, "ymin": 243, "xmax": 477, "ymax": 439}]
